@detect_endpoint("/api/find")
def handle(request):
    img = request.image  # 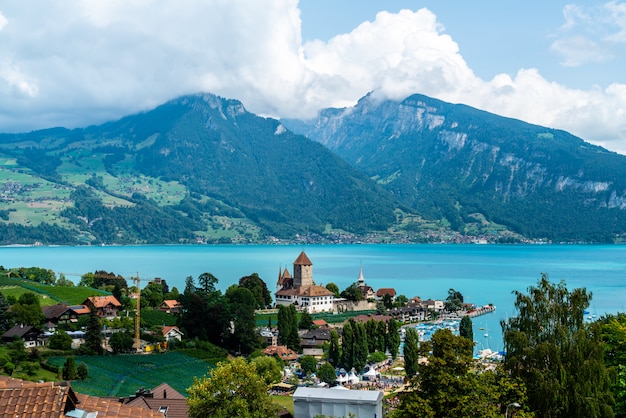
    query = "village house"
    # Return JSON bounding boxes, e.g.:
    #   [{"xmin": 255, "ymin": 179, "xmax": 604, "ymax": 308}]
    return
[
  {"xmin": 1, "ymin": 324, "xmax": 44, "ymax": 348},
  {"xmin": 375, "ymin": 287, "xmax": 397, "ymax": 302},
  {"xmin": 275, "ymin": 252, "xmax": 335, "ymax": 313},
  {"xmin": 159, "ymin": 299, "xmax": 182, "ymax": 314},
  {"xmin": 300, "ymin": 328, "xmax": 332, "ymax": 357},
  {"xmin": 82, "ymin": 295, "xmax": 122, "ymax": 318},
  {"xmin": 42, "ymin": 303, "xmax": 90, "ymax": 331},
  {"xmin": 263, "ymin": 345, "xmax": 299, "ymax": 362},
  {"xmin": 162, "ymin": 325, "xmax": 184, "ymax": 343}
]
